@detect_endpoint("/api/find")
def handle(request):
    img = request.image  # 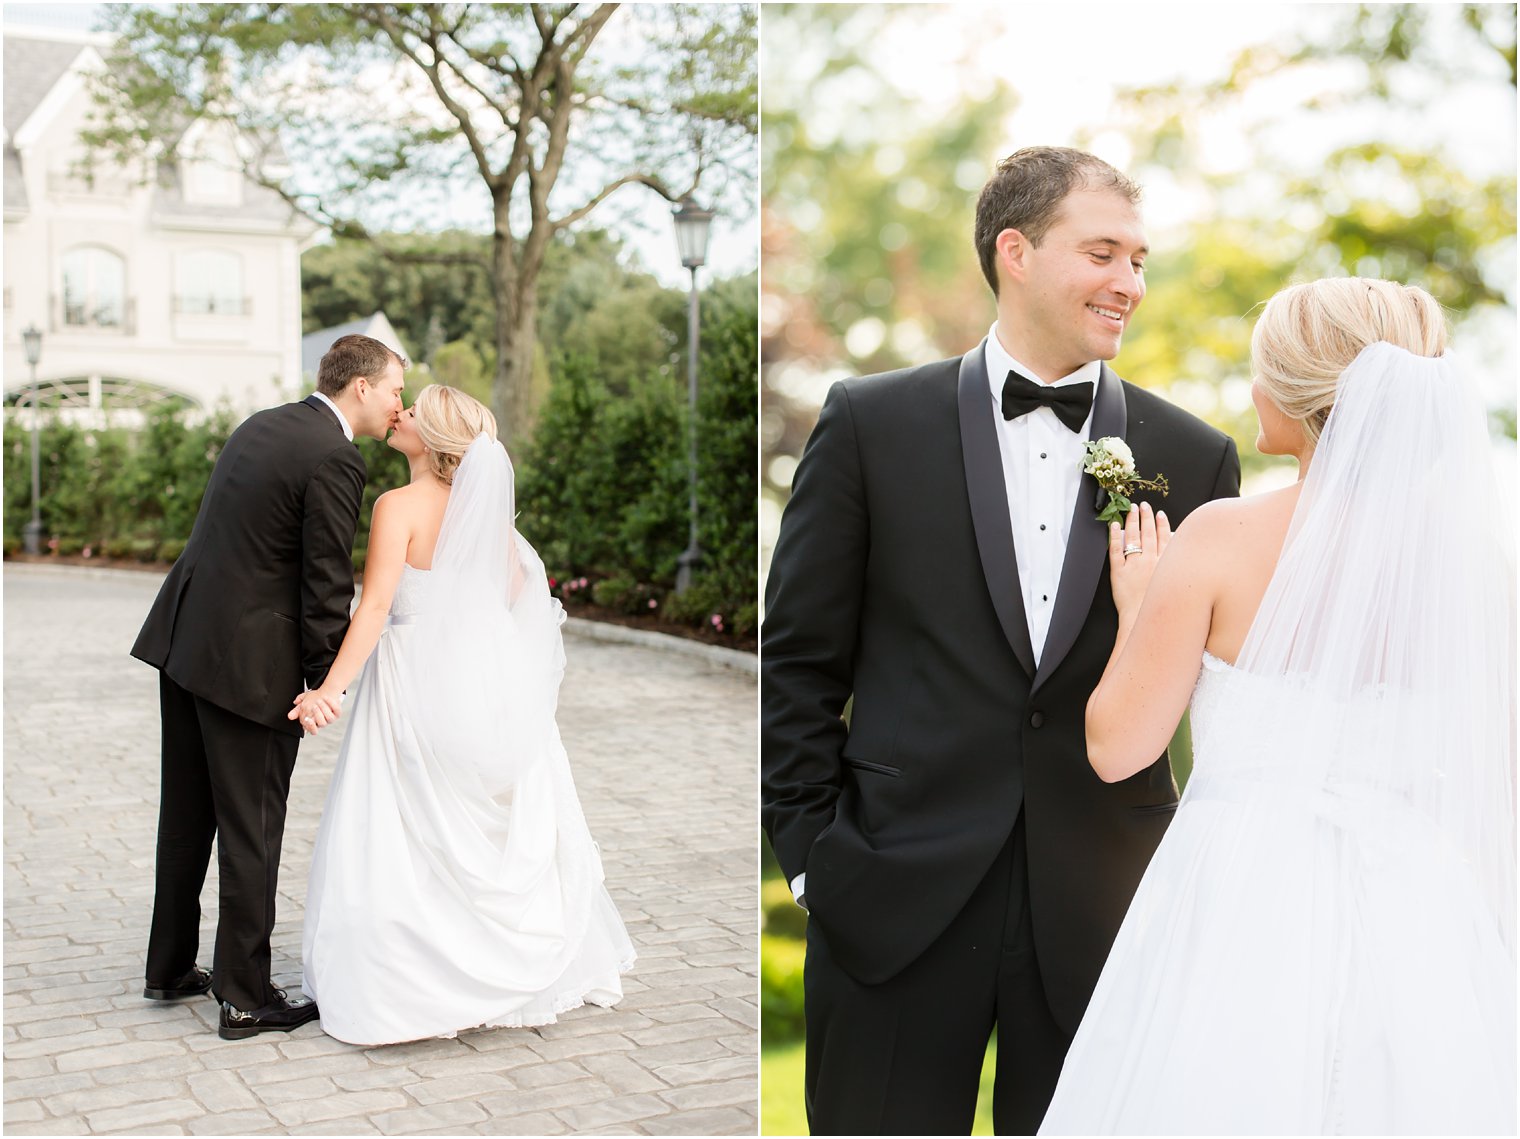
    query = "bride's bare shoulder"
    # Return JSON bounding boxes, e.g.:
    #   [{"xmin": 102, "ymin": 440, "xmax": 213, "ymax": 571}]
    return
[
  {"xmin": 1170, "ymin": 487, "xmax": 1300, "ymax": 583},
  {"xmin": 377, "ymin": 479, "xmax": 447, "ymax": 511},
  {"xmin": 1179, "ymin": 485, "xmax": 1298, "ymax": 536}
]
